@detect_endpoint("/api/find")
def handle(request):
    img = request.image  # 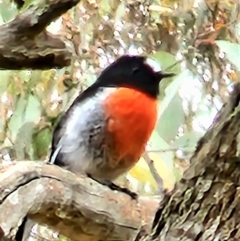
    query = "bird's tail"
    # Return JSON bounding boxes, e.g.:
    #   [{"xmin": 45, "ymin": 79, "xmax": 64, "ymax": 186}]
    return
[{"xmin": 49, "ymin": 145, "xmax": 61, "ymax": 164}]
